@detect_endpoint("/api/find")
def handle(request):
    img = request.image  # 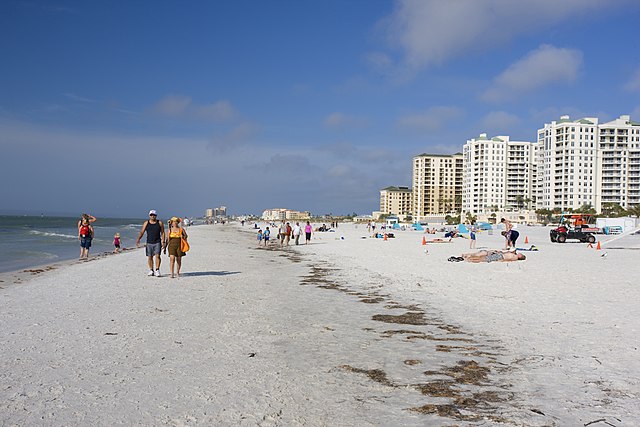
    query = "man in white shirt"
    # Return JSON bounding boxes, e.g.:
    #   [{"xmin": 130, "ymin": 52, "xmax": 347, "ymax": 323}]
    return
[{"xmin": 293, "ymin": 222, "xmax": 302, "ymax": 245}]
